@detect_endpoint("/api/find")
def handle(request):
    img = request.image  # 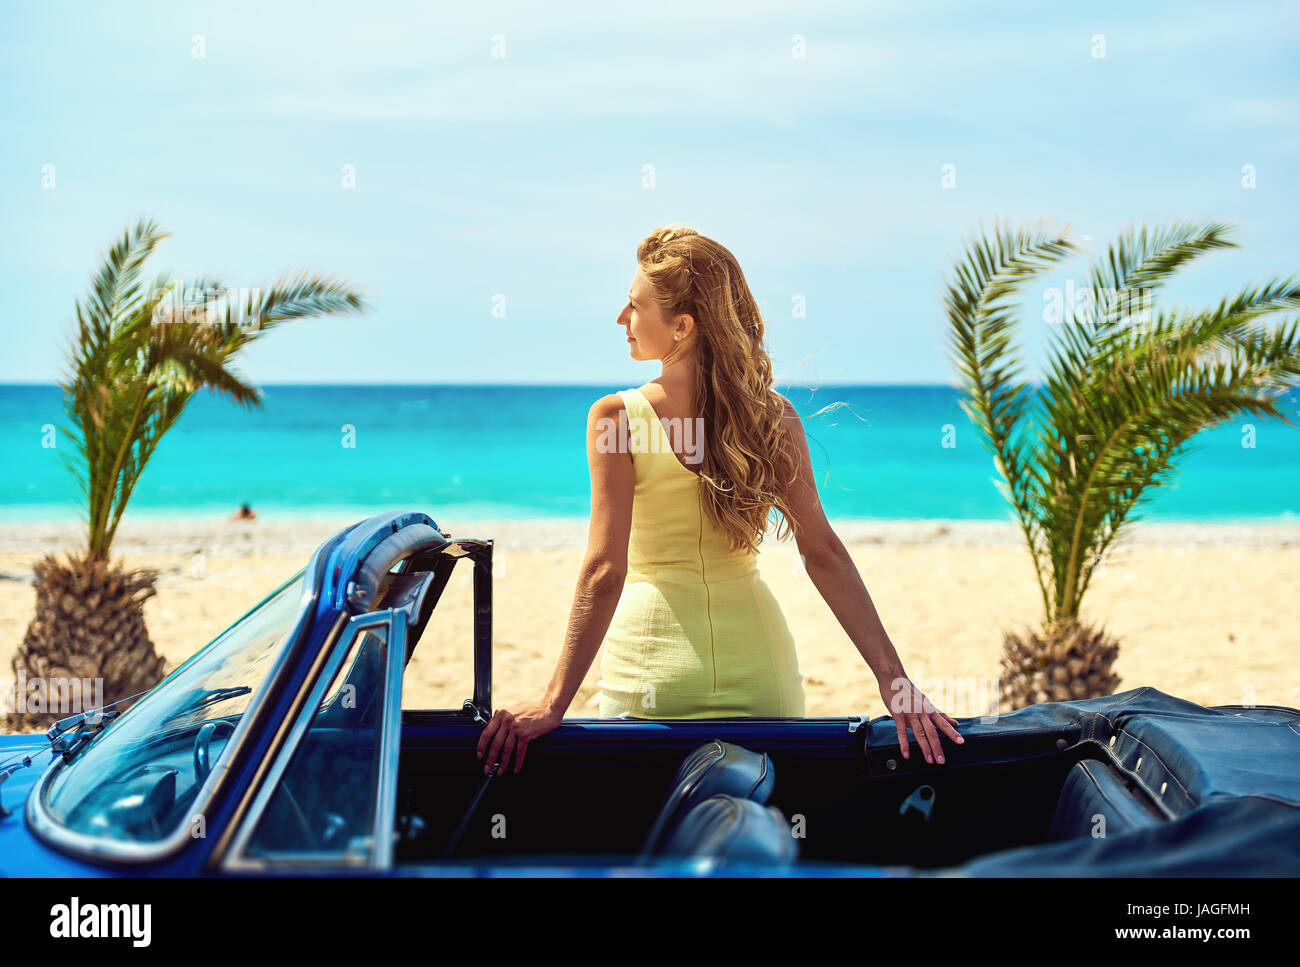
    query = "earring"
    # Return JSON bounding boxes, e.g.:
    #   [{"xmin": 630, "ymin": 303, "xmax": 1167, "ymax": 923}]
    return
[{"xmin": 674, "ymin": 335, "xmax": 680, "ymax": 341}]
